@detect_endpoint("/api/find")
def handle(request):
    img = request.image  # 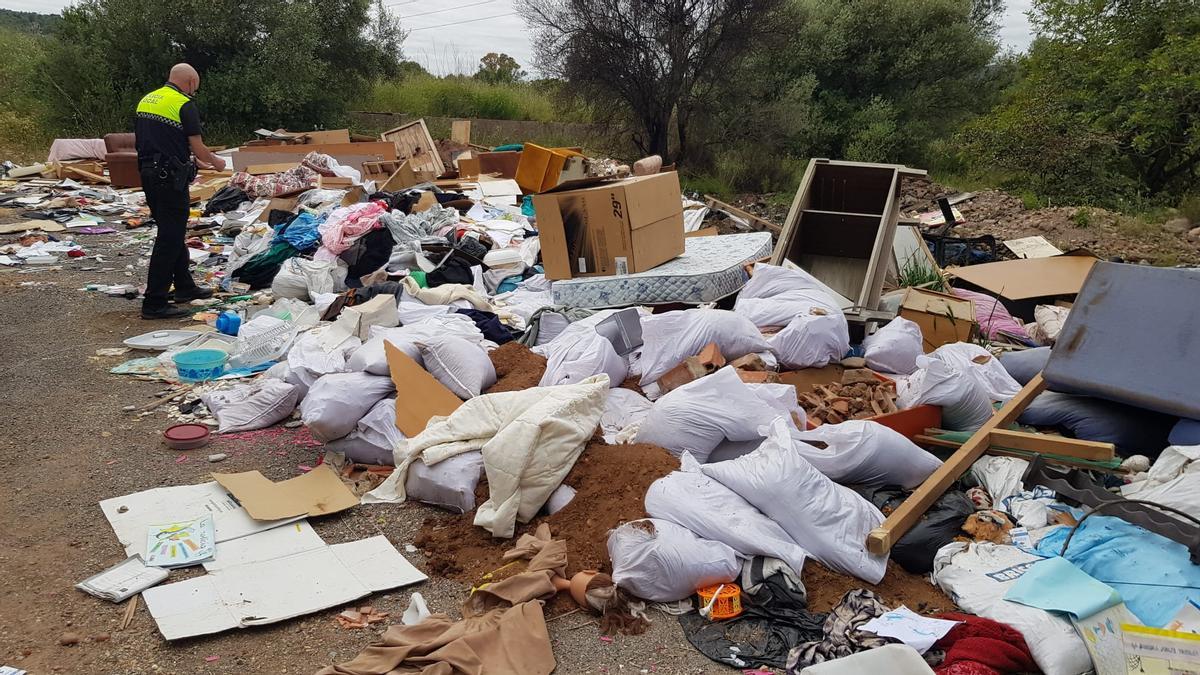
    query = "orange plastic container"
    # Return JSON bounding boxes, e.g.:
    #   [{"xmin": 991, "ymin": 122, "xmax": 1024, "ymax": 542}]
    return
[{"xmin": 697, "ymin": 583, "xmax": 743, "ymax": 620}]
